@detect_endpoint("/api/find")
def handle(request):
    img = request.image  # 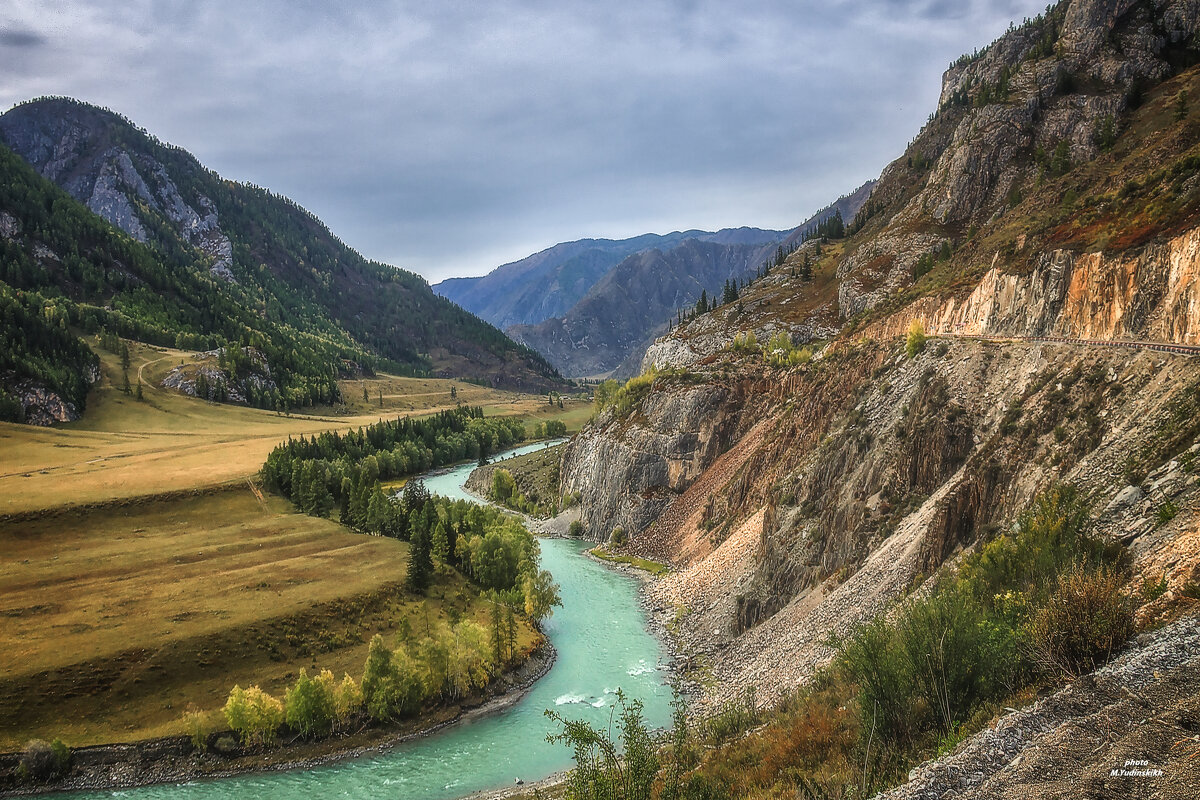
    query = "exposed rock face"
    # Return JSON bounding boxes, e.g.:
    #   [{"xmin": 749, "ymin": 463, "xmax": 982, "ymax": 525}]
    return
[
  {"xmin": 575, "ymin": 336, "xmax": 1200, "ymax": 709},
  {"xmin": 159, "ymin": 347, "xmax": 276, "ymax": 405},
  {"xmin": 880, "ymin": 615, "xmax": 1200, "ymax": 800},
  {"xmin": 871, "ymin": 225, "xmax": 1200, "ymax": 344},
  {"xmin": 0, "ymin": 108, "xmax": 237, "ymax": 282},
  {"xmin": 8, "ymin": 379, "xmax": 79, "ymax": 425},
  {"xmin": 560, "ymin": 381, "xmax": 745, "ymax": 540}
]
